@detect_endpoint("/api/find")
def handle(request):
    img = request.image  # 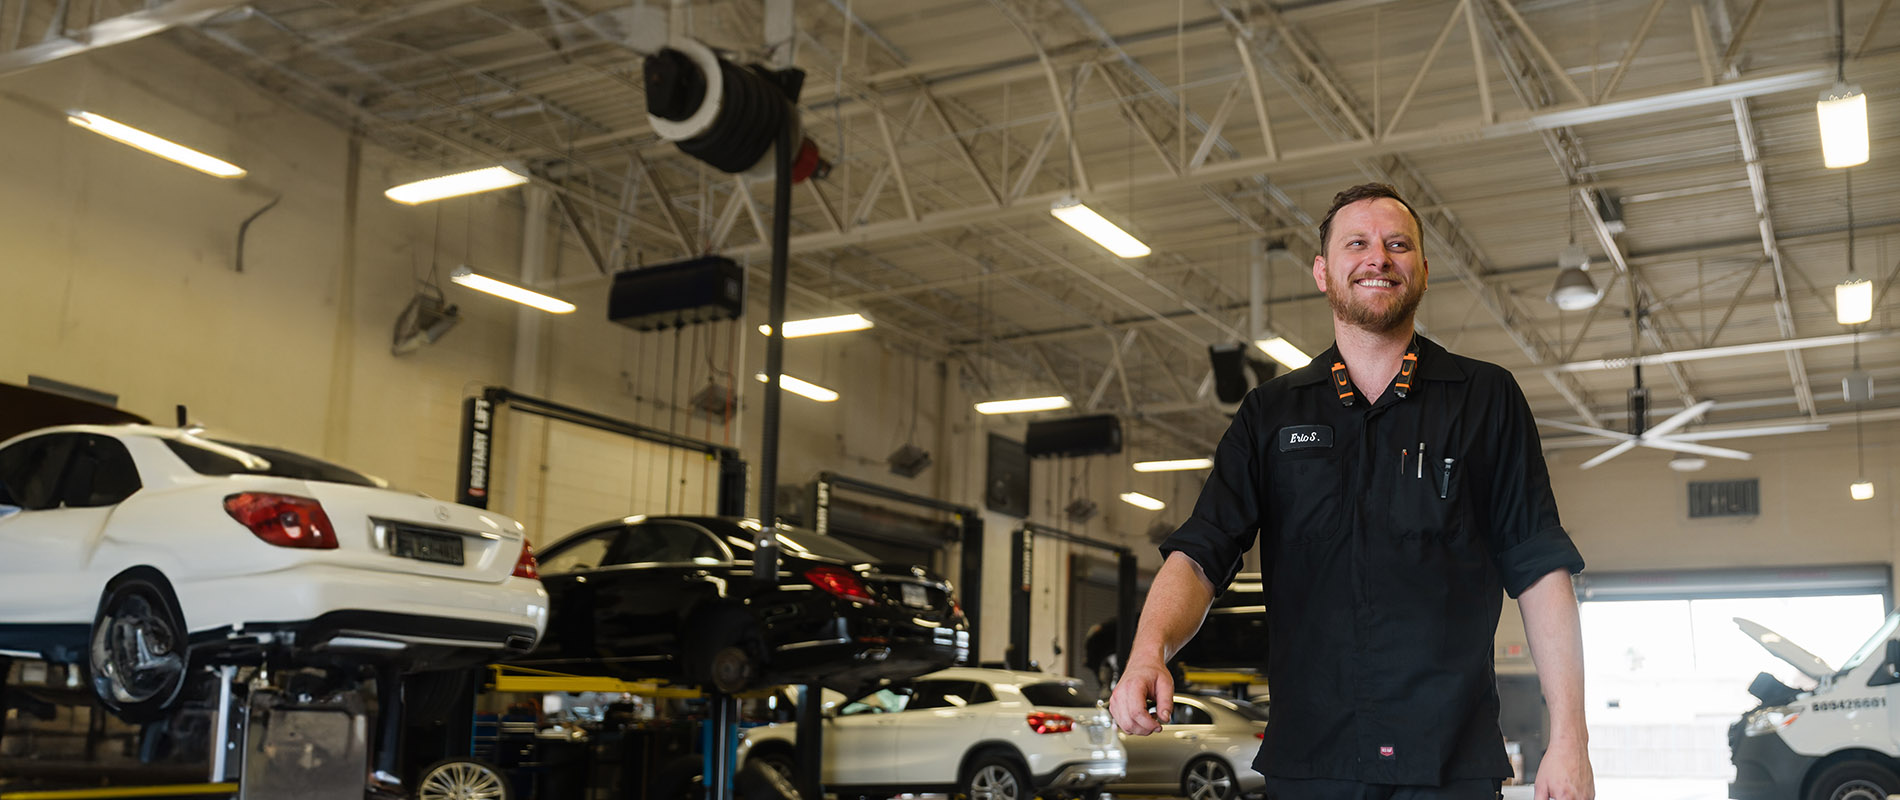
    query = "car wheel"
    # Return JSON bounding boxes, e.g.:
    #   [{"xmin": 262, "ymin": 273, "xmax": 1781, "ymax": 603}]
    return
[
  {"xmin": 960, "ymin": 753, "xmax": 1031, "ymax": 800},
  {"xmin": 89, "ymin": 578, "xmax": 189, "ymax": 723},
  {"xmin": 688, "ymin": 612, "xmax": 761, "ymax": 694},
  {"xmin": 417, "ymin": 758, "xmax": 513, "ymax": 800},
  {"xmin": 1183, "ymin": 756, "xmax": 1239, "ymax": 800},
  {"xmin": 751, "ymin": 750, "xmax": 797, "ymax": 785},
  {"xmin": 1805, "ymin": 760, "xmax": 1900, "ymax": 800}
]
